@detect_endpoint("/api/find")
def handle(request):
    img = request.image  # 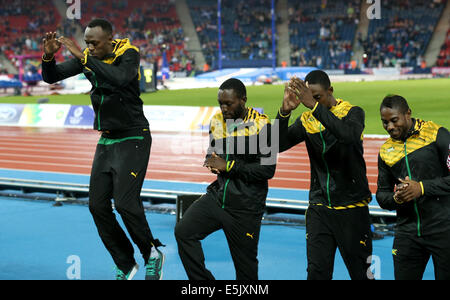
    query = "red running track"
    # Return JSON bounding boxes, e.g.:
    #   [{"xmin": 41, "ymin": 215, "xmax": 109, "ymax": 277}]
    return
[{"xmin": 0, "ymin": 127, "xmax": 386, "ymax": 193}]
